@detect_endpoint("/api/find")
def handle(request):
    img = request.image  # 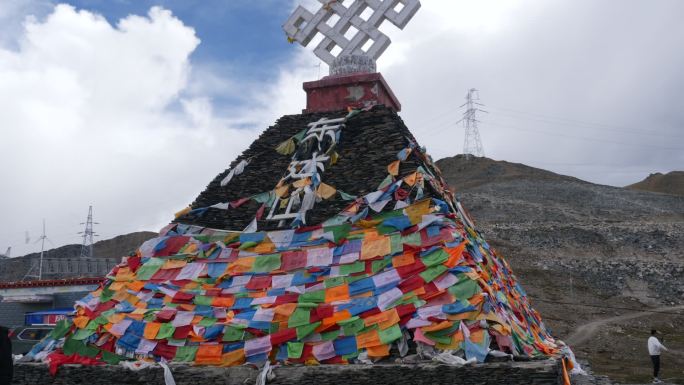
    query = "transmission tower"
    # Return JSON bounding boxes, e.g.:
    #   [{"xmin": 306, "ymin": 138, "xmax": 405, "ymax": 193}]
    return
[
  {"xmin": 78, "ymin": 205, "xmax": 99, "ymax": 258},
  {"xmin": 458, "ymin": 88, "xmax": 487, "ymax": 159}
]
